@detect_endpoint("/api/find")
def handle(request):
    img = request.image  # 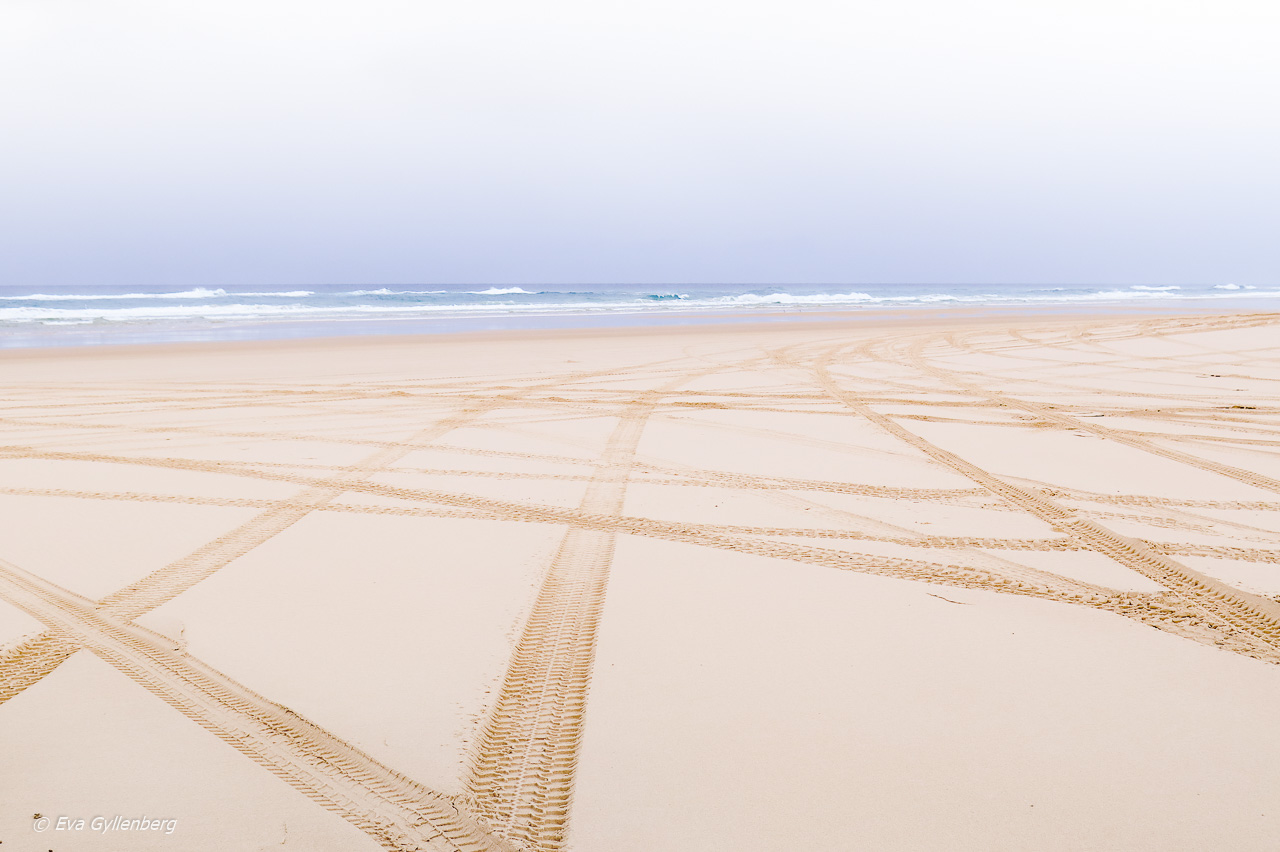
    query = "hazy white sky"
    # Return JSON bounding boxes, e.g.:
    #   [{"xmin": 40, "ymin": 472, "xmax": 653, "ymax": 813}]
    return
[{"xmin": 1, "ymin": 0, "xmax": 1277, "ymax": 287}]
